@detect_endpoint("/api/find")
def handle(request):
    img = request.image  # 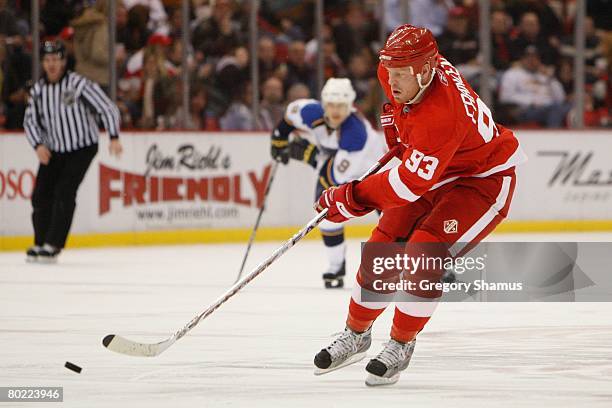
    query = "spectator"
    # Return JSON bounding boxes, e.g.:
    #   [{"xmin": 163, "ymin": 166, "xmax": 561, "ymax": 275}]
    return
[
  {"xmin": 71, "ymin": 0, "xmax": 110, "ymax": 92},
  {"xmin": 2, "ymin": 35, "xmax": 31, "ymax": 129},
  {"xmin": 505, "ymin": 0, "xmax": 562, "ymax": 41},
  {"xmin": 347, "ymin": 52, "xmax": 379, "ymax": 124},
  {"xmin": 557, "ymin": 58, "xmax": 574, "ymax": 97},
  {"xmin": 192, "ymin": 0, "xmax": 242, "ymax": 61},
  {"xmin": 41, "ymin": 0, "xmax": 75, "ymax": 36},
  {"xmin": 499, "ymin": 46, "xmax": 569, "ymax": 128},
  {"xmin": 192, "ymin": 0, "xmax": 213, "ymax": 22},
  {"xmin": 259, "ymin": 76, "xmax": 284, "ymax": 130},
  {"xmin": 0, "ymin": 0, "xmax": 20, "ymax": 37},
  {"xmin": 286, "ymin": 82, "xmax": 310, "ymax": 103},
  {"xmin": 490, "ymin": 9, "xmax": 513, "ymax": 72},
  {"xmin": 139, "ymin": 46, "xmax": 177, "ymax": 128},
  {"xmin": 322, "ymin": 39, "xmax": 347, "ymax": 80},
  {"xmin": 305, "ymin": 23, "xmax": 332, "ymax": 63},
  {"xmin": 568, "ymin": 92, "xmax": 609, "ymax": 128},
  {"xmin": 215, "ymin": 45, "xmax": 249, "ymax": 109},
  {"xmin": 406, "ymin": 0, "xmax": 454, "ymax": 37},
  {"xmin": 587, "ymin": 0, "xmax": 612, "ymax": 31},
  {"xmin": 282, "ymin": 40, "xmax": 314, "ymax": 95},
  {"xmin": 182, "ymin": 83, "xmax": 217, "ymax": 130},
  {"xmin": 125, "ymin": 34, "xmax": 176, "ymax": 78},
  {"xmin": 348, "ymin": 53, "xmax": 371, "ymax": 103},
  {"xmin": 258, "ymin": 36, "xmax": 278, "ymax": 81},
  {"xmin": 124, "ymin": 4, "xmax": 152, "ymax": 53},
  {"xmin": 167, "ymin": 7, "xmax": 183, "ymax": 40},
  {"xmin": 333, "ymin": 3, "xmax": 375, "ymax": 66},
  {"xmin": 167, "ymin": 40, "xmax": 195, "ymax": 76},
  {"xmin": 560, "ymin": 16, "xmax": 604, "ymax": 85},
  {"xmin": 274, "ymin": 17, "xmax": 305, "ymax": 45},
  {"xmin": 116, "ymin": 2, "xmax": 130, "ymax": 48},
  {"xmin": 219, "ymin": 82, "xmax": 254, "ymax": 130},
  {"xmin": 122, "ymin": 0, "xmax": 169, "ymax": 34},
  {"xmin": 190, "ymin": 85, "xmax": 214, "ymax": 131},
  {"xmin": 509, "ymin": 12, "xmax": 559, "ymax": 67},
  {"xmin": 437, "ymin": 6, "xmax": 479, "ymax": 80}
]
